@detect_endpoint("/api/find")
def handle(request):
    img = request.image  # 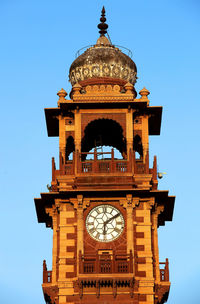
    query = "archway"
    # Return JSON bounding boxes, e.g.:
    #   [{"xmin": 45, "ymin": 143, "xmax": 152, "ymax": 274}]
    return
[
  {"xmin": 133, "ymin": 135, "xmax": 143, "ymax": 159},
  {"xmin": 66, "ymin": 136, "xmax": 75, "ymax": 161},
  {"xmin": 81, "ymin": 119, "xmax": 126, "ymax": 160}
]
